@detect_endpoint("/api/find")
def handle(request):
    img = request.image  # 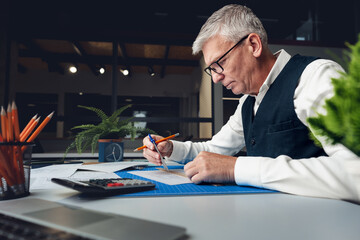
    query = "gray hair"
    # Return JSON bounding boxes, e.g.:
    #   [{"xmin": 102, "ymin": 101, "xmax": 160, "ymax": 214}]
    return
[{"xmin": 192, "ymin": 4, "xmax": 268, "ymax": 55}]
